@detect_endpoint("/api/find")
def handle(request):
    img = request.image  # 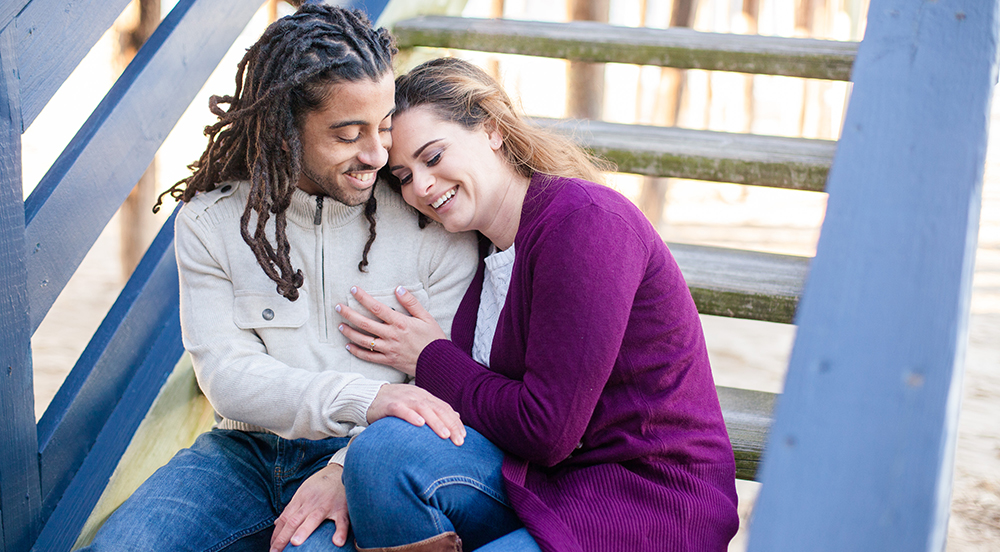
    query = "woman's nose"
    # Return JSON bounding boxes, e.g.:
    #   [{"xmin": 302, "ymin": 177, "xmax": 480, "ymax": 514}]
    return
[{"xmin": 412, "ymin": 170, "xmax": 434, "ymax": 197}]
